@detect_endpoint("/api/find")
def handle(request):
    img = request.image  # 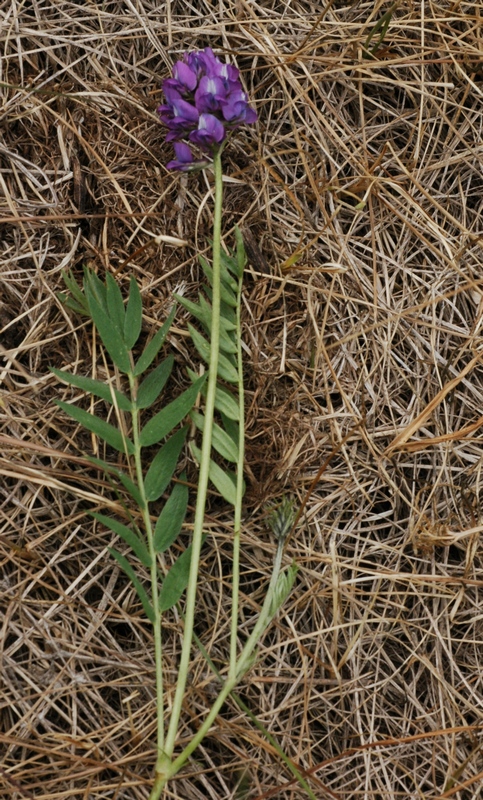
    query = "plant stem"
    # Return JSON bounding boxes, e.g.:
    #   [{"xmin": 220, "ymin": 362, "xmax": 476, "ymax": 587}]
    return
[
  {"xmin": 229, "ymin": 264, "xmax": 245, "ymax": 676},
  {"xmin": 129, "ymin": 389, "xmax": 165, "ymax": 766},
  {"xmin": 161, "ymin": 541, "xmax": 285, "ymax": 782},
  {"xmin": 161, "ymin": 149, "xmax": 224, "ymax": 767}
]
